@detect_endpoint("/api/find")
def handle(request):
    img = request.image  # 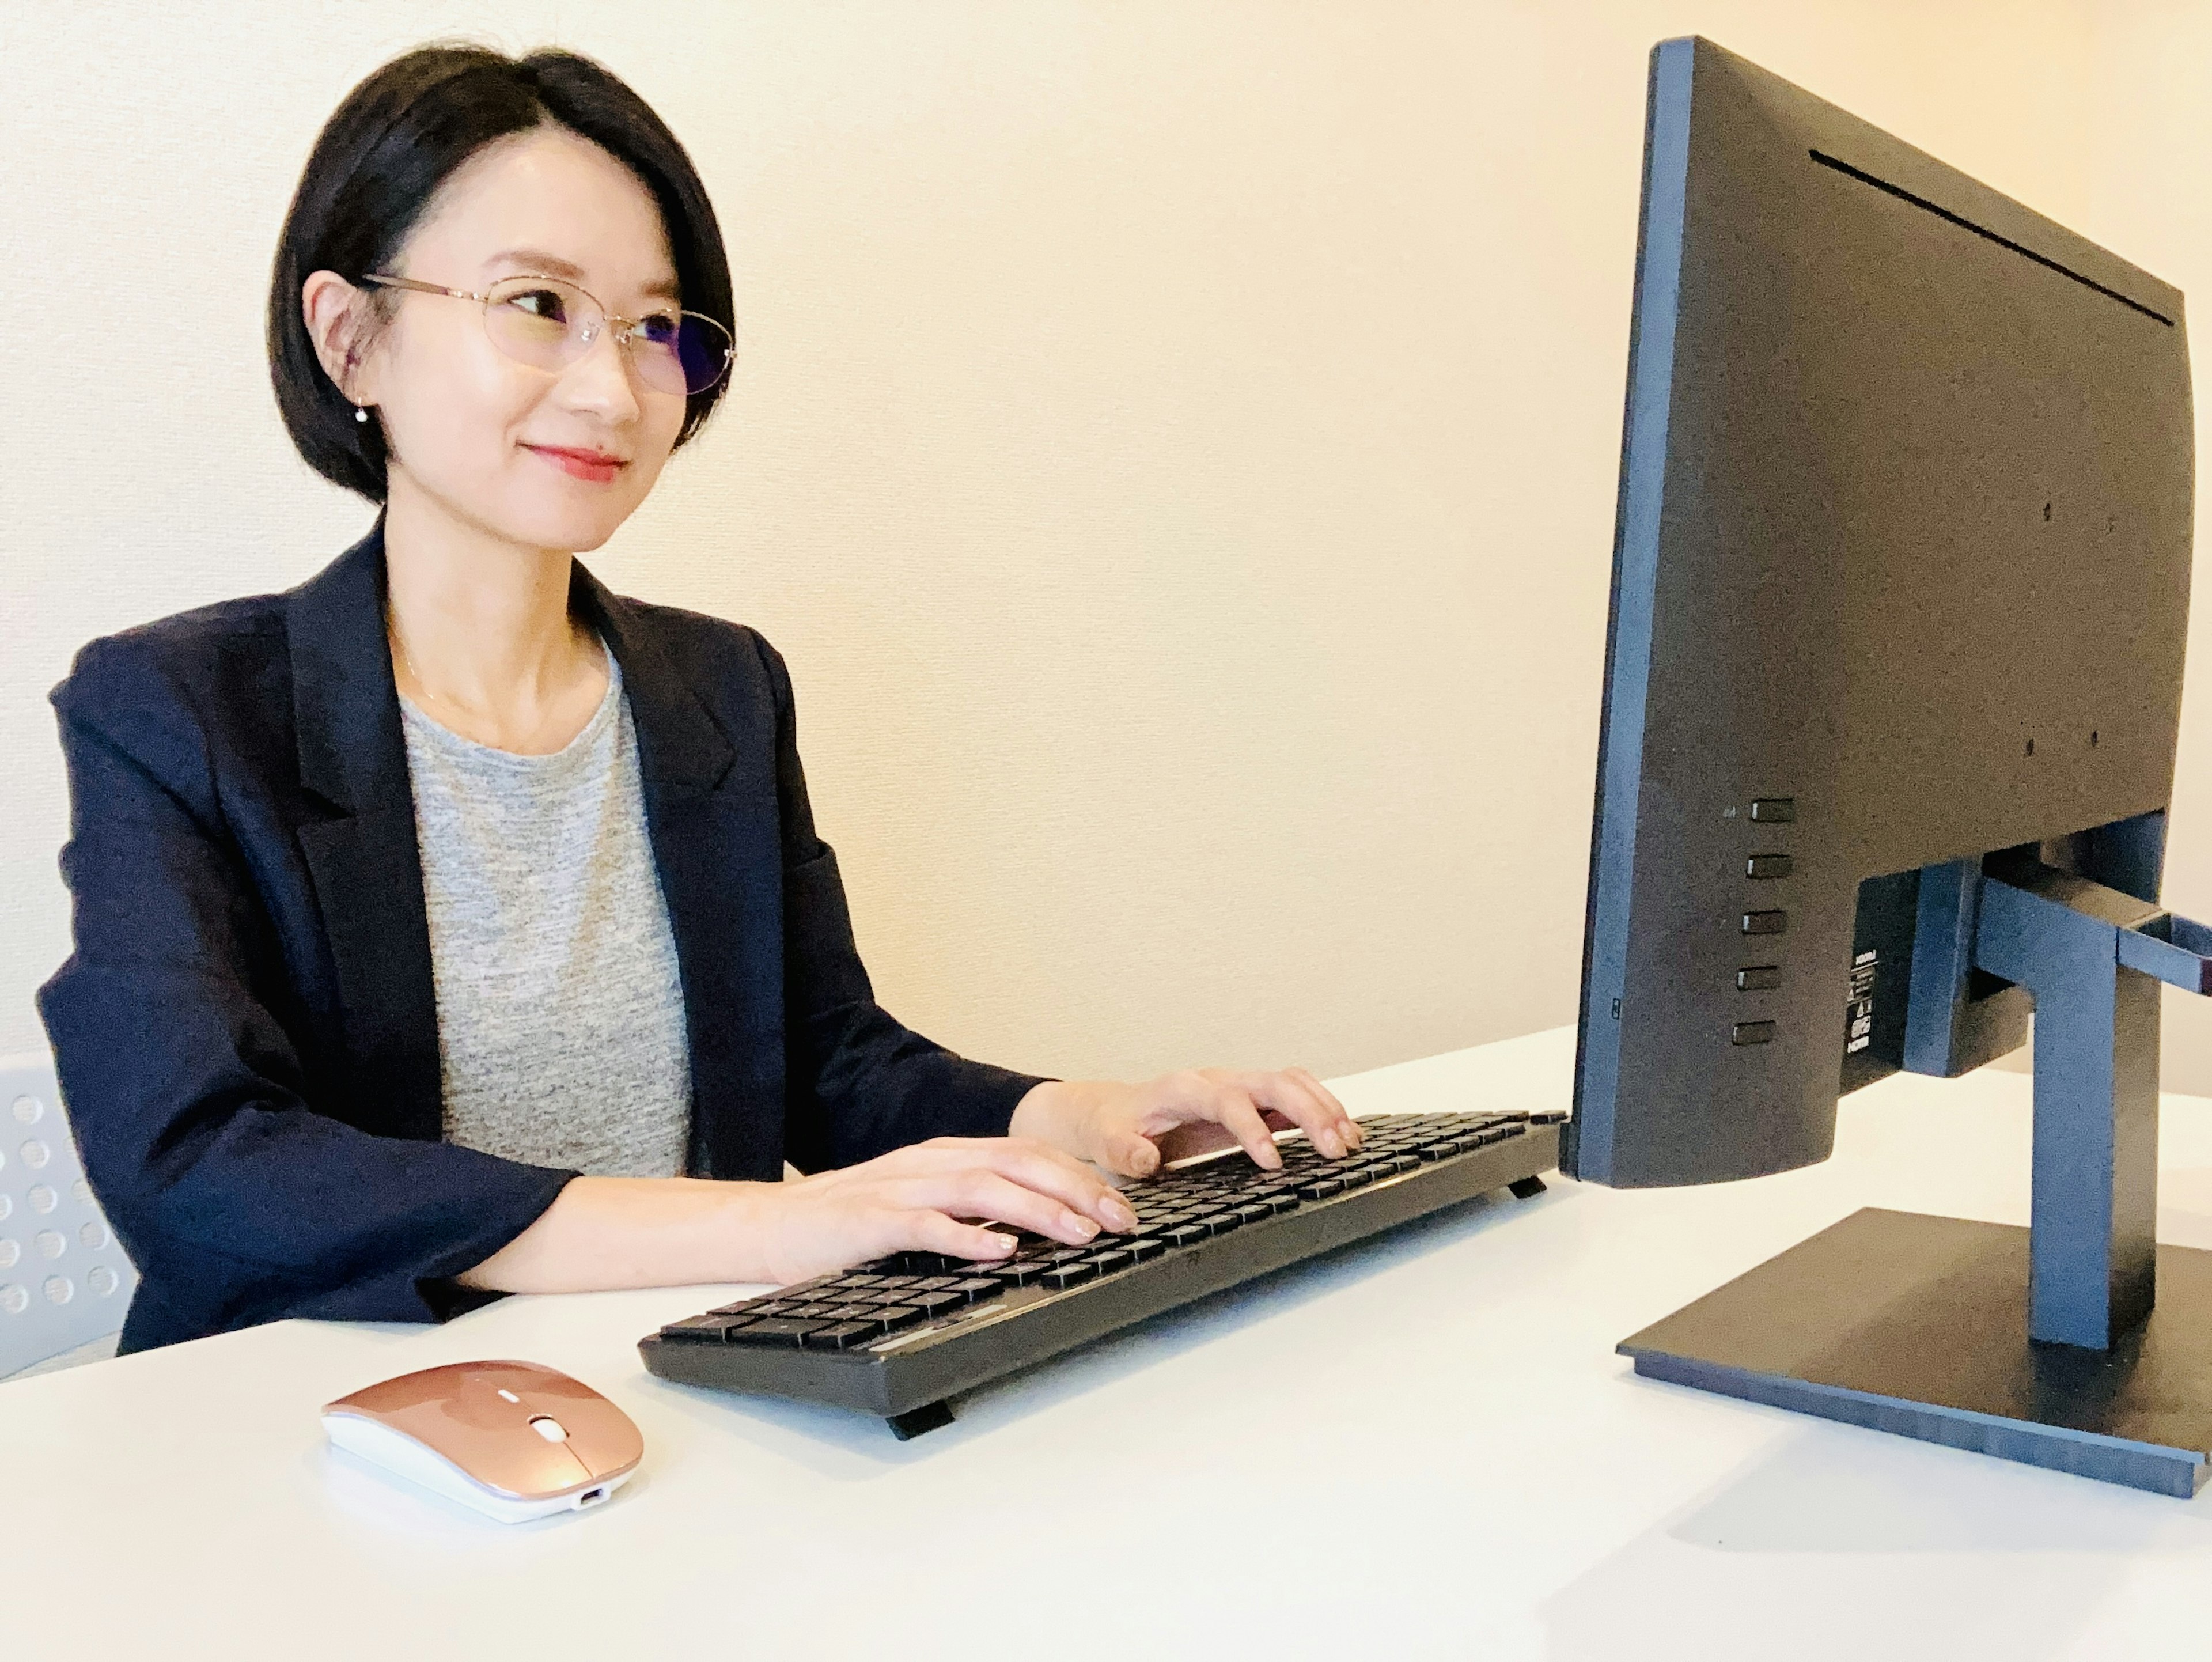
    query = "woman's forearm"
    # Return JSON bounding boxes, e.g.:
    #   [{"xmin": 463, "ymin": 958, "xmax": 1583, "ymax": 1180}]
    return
[{"xmin": 456, "ymin": 1175, "xmax": 773, "ymax": 1293}]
